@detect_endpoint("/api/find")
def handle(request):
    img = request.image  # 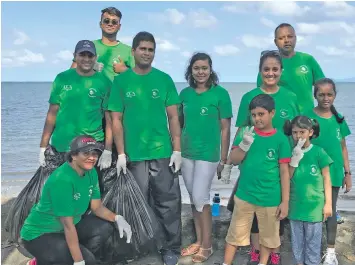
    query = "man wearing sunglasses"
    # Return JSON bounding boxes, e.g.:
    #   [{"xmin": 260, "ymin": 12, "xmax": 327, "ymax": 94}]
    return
[
  {"xmin": 71, "ymin": 7, "xmax": 135, "ymax": 82},
  {"xmin": 257, "ymin": 23, "xmax": 325, "ymax": 113}
]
